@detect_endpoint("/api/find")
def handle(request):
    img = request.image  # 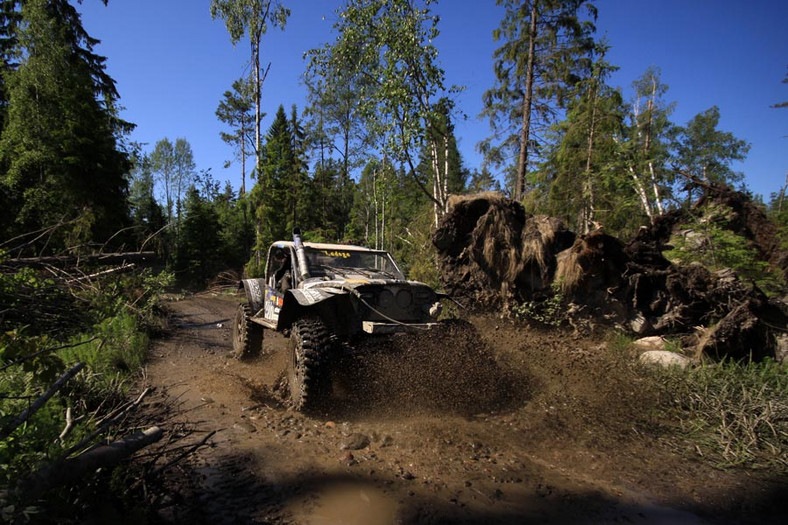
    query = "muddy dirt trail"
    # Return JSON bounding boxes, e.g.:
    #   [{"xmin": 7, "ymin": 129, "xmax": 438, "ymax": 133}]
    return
[{"xmin": 140, "ymin": 293, "xmax": 786, "ymax": 524}]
